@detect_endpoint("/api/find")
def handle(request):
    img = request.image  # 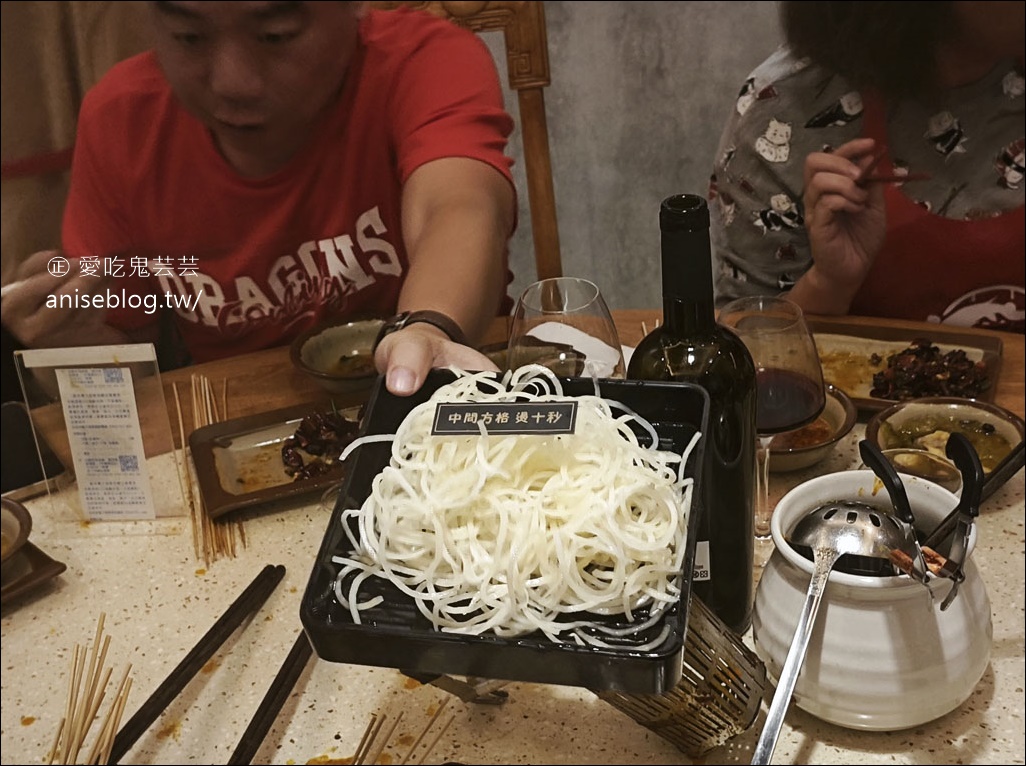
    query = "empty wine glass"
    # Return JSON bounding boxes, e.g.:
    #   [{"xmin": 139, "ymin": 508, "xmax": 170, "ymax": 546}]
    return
[
  {"xmin": 507, "ymin": 277, "xmax": 625, "ymax": 378},
  {"xmin": 718, "ymin": 296, "xmax": 826, "ymax": 539}
]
